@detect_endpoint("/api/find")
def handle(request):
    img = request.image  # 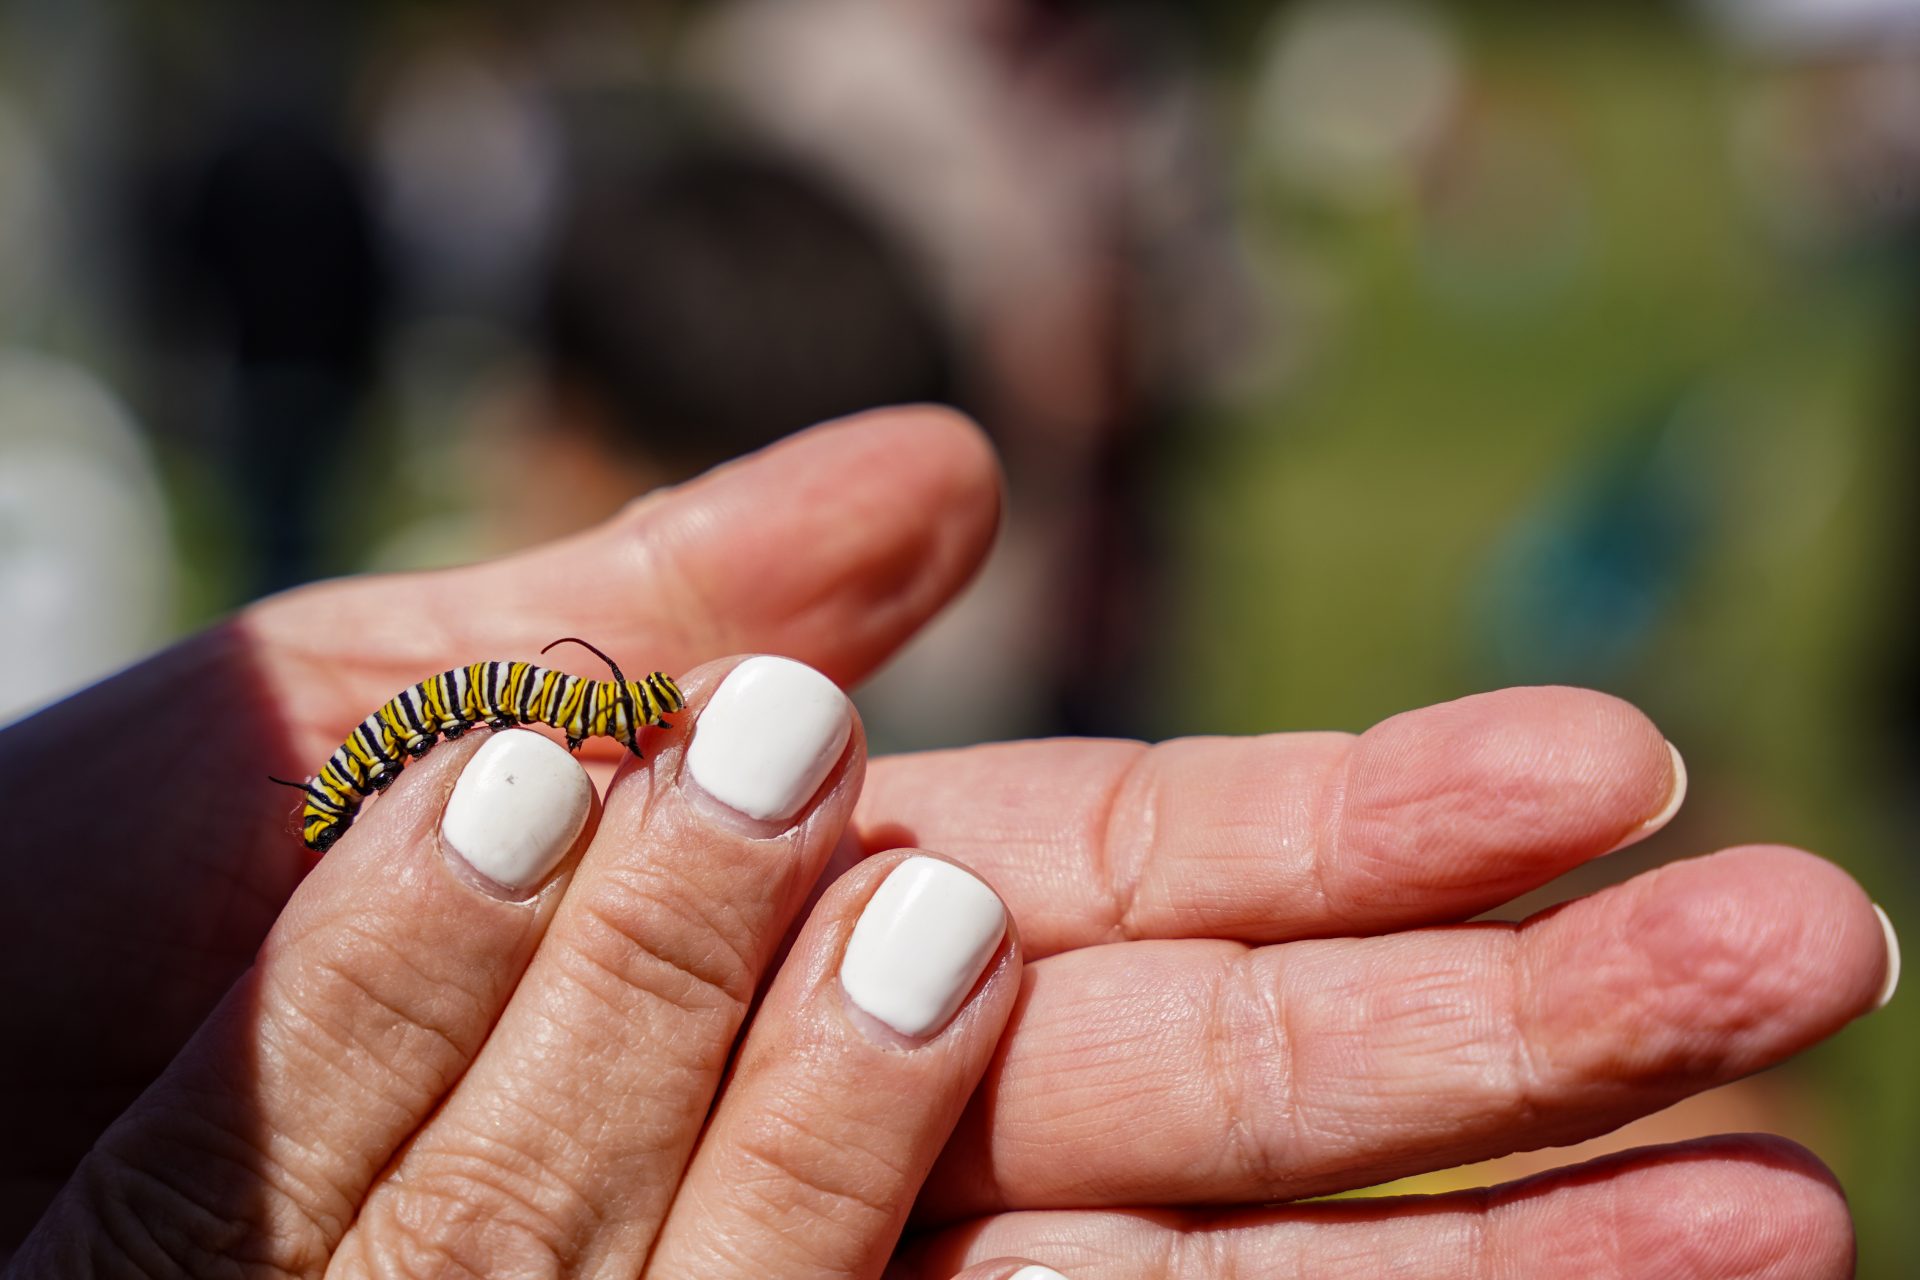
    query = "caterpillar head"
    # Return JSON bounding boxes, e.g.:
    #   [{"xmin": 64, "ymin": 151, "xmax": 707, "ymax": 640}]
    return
[{"xmin": 628, "ymin": 671, "xmax": 686, "ymax": 723}]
